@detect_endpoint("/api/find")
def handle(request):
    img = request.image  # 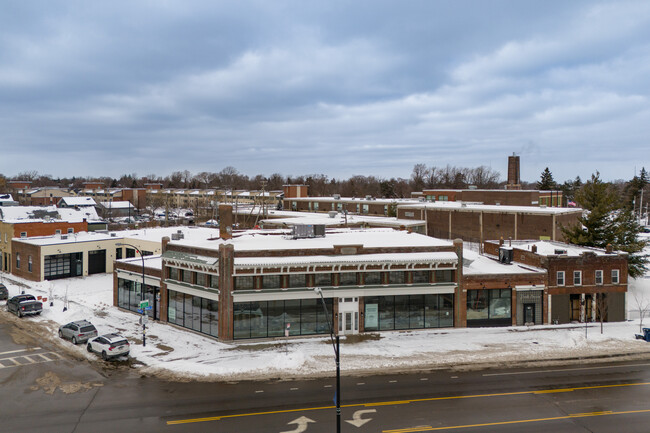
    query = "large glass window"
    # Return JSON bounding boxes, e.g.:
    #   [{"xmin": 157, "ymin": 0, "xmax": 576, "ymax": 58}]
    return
[
  {"xmin": 339, "ymin": 272, "xmax": 357, "ymax": 286},
  {"xmin": 388, "ymin": 271, "xmax": 405, "ymax": 285},
  {"xmin": 412, "ymin": 271, "xmax": 430, "ymax": 284},
  {"xmin": 262, "ymin": 275, "xmax": 281, "ymax": 289},
  {"xmin": 233, "ymin": 298, "xmax": 333, "ymax": 340},
  {"xmin": 234, "ymin": 276, "xmax": 254, "ymax": 290},
  {"xmin": 289, "ymin": 274, "xmax": 306, "ymax": 288},
  {"xmin": 467, "ymin": 289, "xmax": 511, "ymax": 324},
  {"xmin": 167, "ymin": 290, "xmax": 218, "ymax": 337},
  {"xmin": 365, "ymin": 294, "xmax": 454, "ymax": 331},
  {"xmin": 314, "ymin": 273, "xmax": 332, "ymax": 287},
  {"xmin": 435, "ymin": 270, "xmax": 453, "ymax": 283},
  {"xmin": 363, "ymin": 272, "xmax": 381, "ymax": 285}
]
